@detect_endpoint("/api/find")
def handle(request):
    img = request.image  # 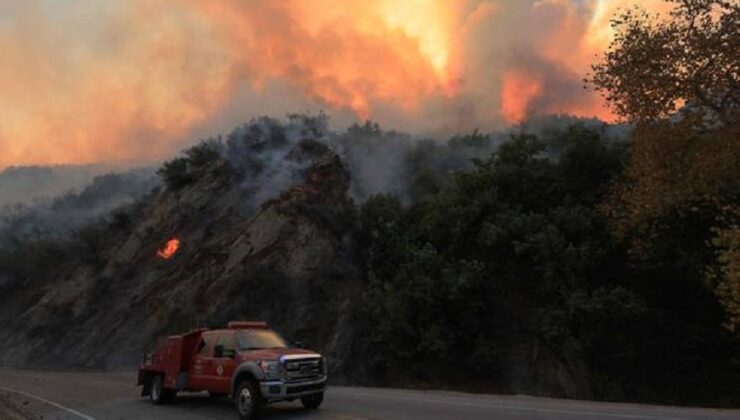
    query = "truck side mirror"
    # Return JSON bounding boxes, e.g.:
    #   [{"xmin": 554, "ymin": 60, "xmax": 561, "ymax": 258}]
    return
[{"xmin": 213, "ymin": 344, "xmax": 224, "ymax": 358}]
